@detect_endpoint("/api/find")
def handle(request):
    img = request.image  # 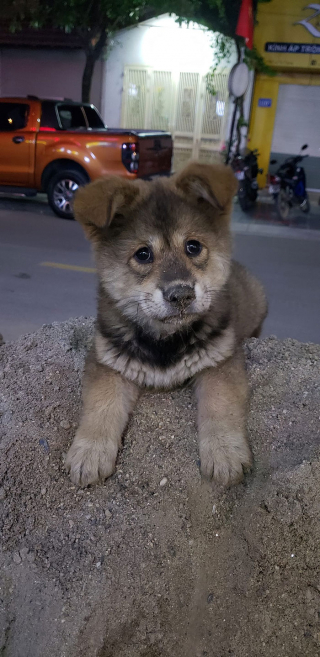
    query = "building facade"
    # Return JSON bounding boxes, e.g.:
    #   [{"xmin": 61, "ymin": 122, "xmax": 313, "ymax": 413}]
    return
[
  {"xmin": 0, "ymin": 25, "xmax": 103, "ymax": 110},
  {"xmin": 249, "ymin": 0, "xmax": 320, "ymax": 191},
  {"xmin": 101, "ymin": 15, "xmax": 239, "ymax": 171}
]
